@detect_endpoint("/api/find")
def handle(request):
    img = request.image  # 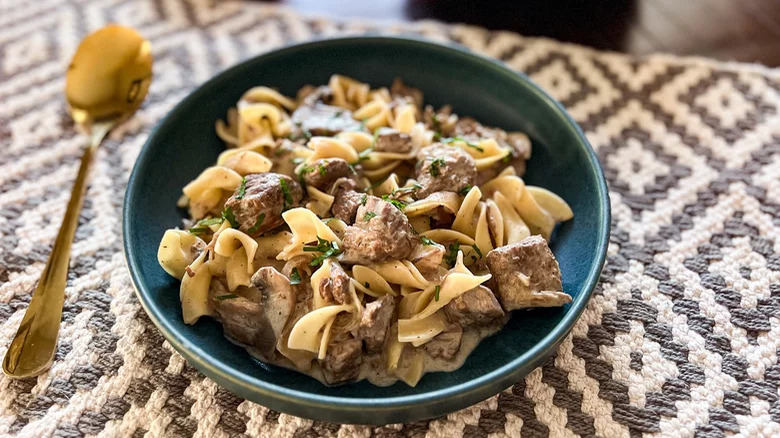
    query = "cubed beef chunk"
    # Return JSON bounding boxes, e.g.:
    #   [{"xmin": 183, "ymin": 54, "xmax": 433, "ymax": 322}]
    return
[
  {"xmin": 331, "ymin": 184, "xmax": 365, "ymax": 224},
  {"xmin": 391, "ymin": 78, "xmax": 423, "ymax": 108},
  {"xmin": 410, "ymin": 242, "xmax": 446, "ymax": 277},
  {"xmin": 423, "ymin": 323, "xmax": 462, "ymax": 360},
  {"xmin": 355, "ymin": 295, "xmax": 396, "ymax": 353},
  {"xmin": 290, "ymin": 88, "xmax": 362, "ymax": 136},
  {"xmin": 341, "ymin": 196, "xmax": 417, "ymax": 263},
  {"xmin": 454, "ymin": 117, "xmax": 531, "ymax": 176},
  {"xmin": 209, "ymin": 280, "xmax": 267, "ymax": 350},
  {"xmin": 486, "ymin": 235, "xmax": 571, "ymax": 310},
  {"xmin": 415, "ymin": 144, "xmax": 477, "ymax": 198},
  {"xmin": 374, "ymin": 127, "xmax": 413, "ymax": 154},
  {"xmin": 301, "ymin": 158, "xmax": 353, "ymax": 191},
  {"xmin": 224, "ymin": 173, "xmax": 303, "ymax": 236},
  {"xmin": 321, "ymin": 335, "xmax": 362, "ymax": 384},
  {"xmin": 444, "ymin": 286, "xmax": 505, "ymax": 327},
  {"xmin": 319, "ymin": 261, "xmax": 351, "ymax": 304}
]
